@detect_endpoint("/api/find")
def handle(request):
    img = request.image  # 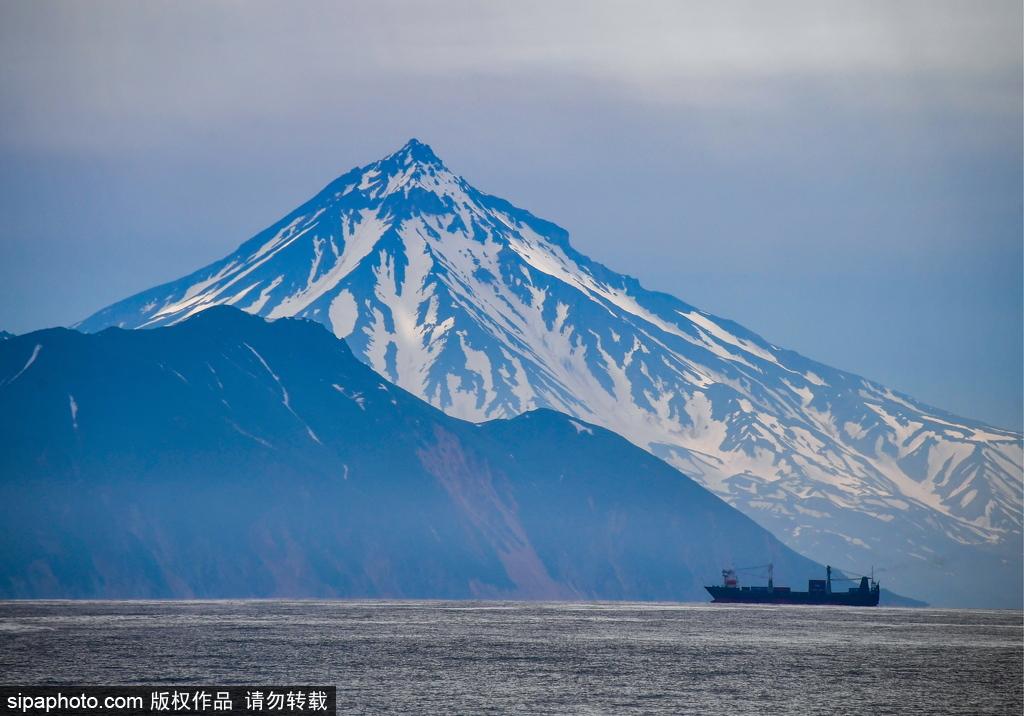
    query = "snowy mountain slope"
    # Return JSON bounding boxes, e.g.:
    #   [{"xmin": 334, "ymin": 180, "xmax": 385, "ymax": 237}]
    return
[
  {"xmin": 0, "ymin": 307, "xmax": 829, "ymax": 600},
  {"xmin": 77, "ymin": 139, "xmax": 1023, "ymax": 606}
]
